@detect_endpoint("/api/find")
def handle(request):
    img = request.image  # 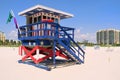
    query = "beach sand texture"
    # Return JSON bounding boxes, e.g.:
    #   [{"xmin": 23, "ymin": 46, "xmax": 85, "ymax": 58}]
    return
[{"xmin": 0, "ymin": 47, "xmax": 120, "ymax": 80}]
